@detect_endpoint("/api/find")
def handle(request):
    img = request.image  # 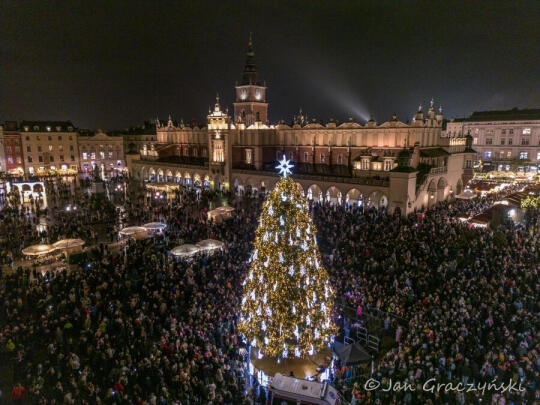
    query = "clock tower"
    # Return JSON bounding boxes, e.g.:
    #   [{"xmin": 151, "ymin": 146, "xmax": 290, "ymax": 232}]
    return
[{"xmin": 233, "ymin": 33, "xmax": 268, "ymax": 127}]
